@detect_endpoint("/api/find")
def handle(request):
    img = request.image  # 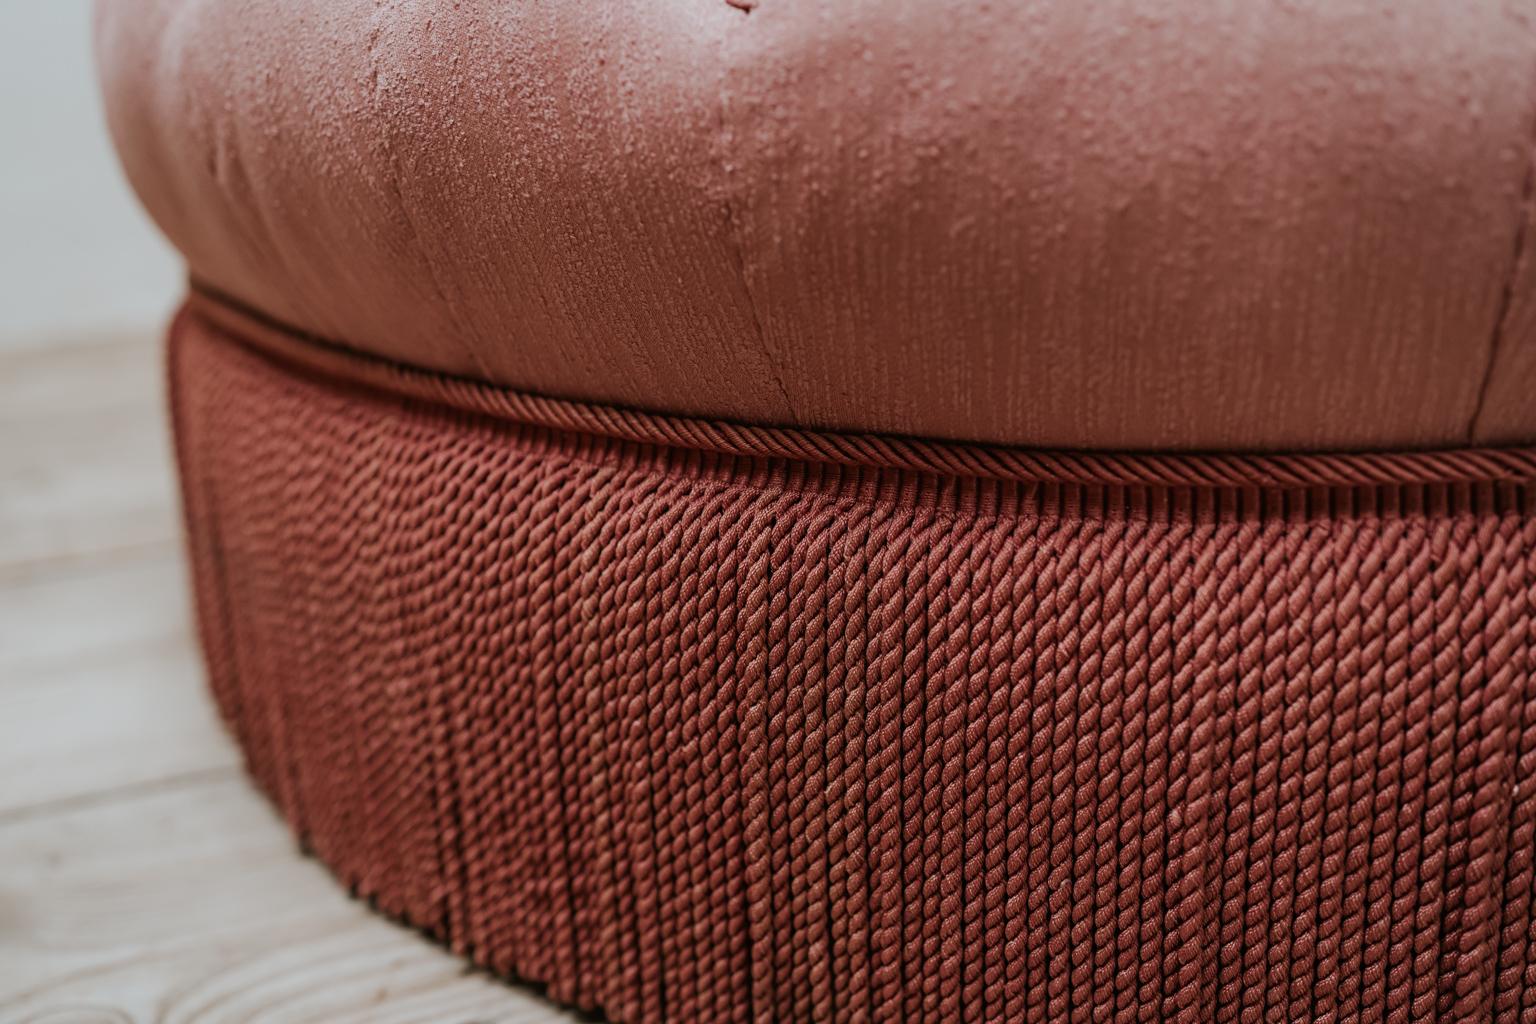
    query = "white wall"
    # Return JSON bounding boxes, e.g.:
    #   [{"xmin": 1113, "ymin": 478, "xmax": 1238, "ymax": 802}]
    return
[{"xmin": 0, "ymin": 1, "xmax": 182, "ymax": 348}]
